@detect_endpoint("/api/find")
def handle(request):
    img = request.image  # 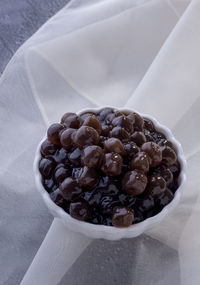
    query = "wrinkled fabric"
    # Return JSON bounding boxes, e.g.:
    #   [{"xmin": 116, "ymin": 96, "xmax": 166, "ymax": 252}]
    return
[{"xmin": 1, "ymin": 0, "xmax": 200, "ymax": 284}]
